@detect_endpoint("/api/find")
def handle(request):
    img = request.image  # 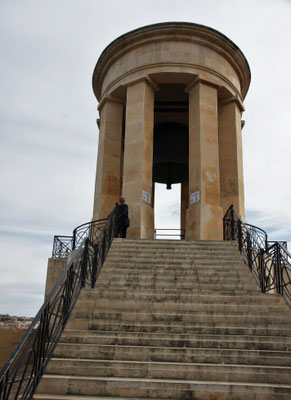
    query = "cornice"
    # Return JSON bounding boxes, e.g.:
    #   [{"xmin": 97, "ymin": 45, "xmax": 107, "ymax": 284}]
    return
[{"xmin": 92, "ymin": 22, "xmax": 251, "ymax": 101}]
